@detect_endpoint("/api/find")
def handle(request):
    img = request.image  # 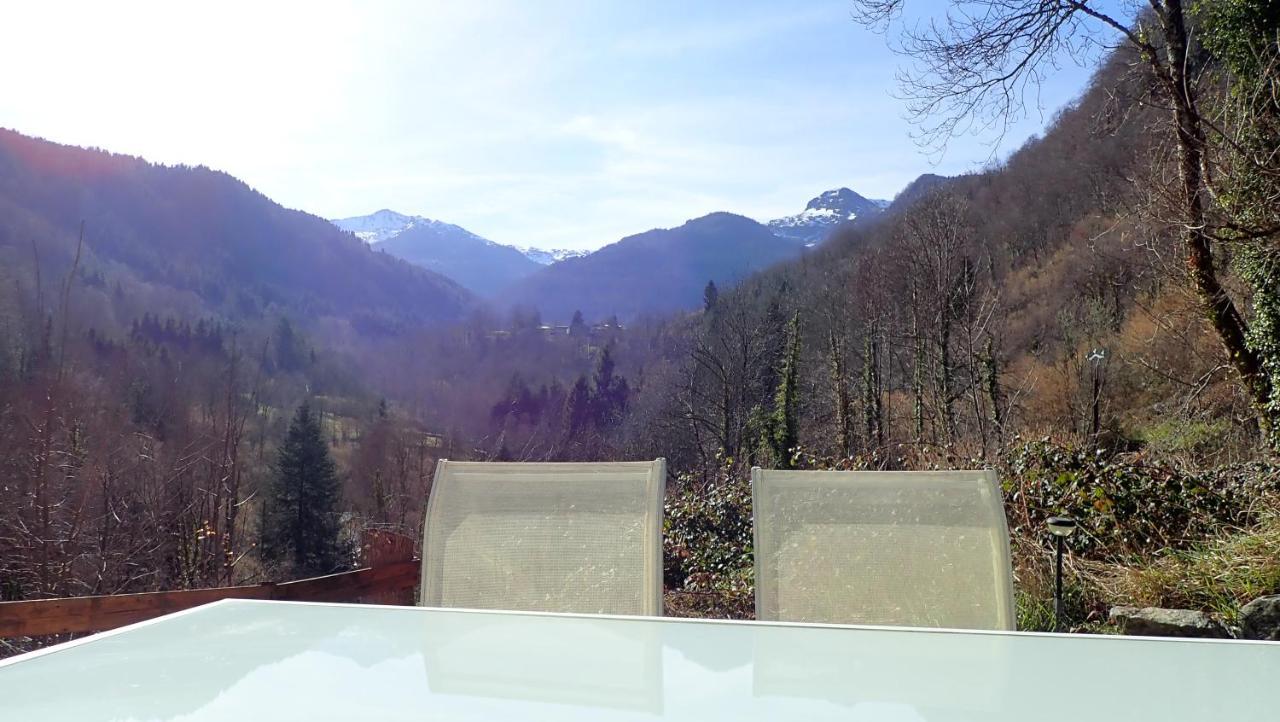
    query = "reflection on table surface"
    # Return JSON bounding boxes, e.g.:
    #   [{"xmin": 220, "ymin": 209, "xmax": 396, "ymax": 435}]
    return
[
  {"xmin": 1, "ymin": 599, "xmax": 1277, "ymax": 721},
  {"xmin": 421, "ymin": 607, "xmax": 663, "ymax": 713}
]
